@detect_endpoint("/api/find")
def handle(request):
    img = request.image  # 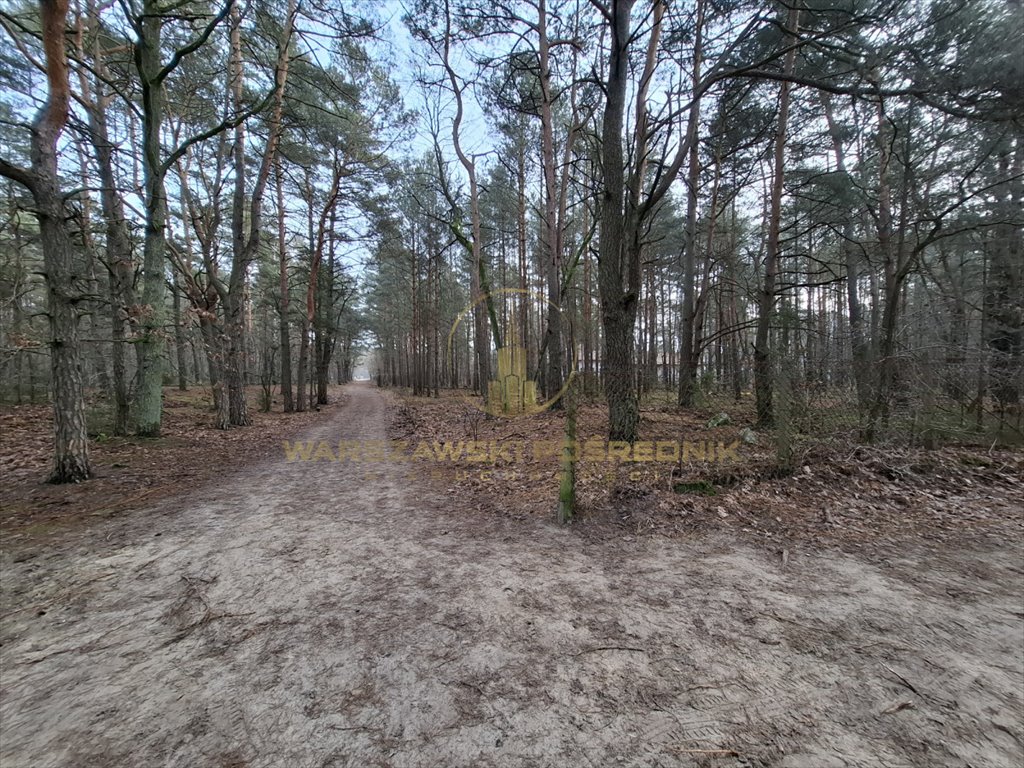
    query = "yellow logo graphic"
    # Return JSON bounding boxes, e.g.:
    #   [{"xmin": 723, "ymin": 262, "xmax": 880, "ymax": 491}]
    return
[
  {"xmin": 488, "ymin": 328, "xmax": 537, "ymax": 416},
  {"xmin": 448, "ymin": 288, "xmax": 577, "ymax": 418}
]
